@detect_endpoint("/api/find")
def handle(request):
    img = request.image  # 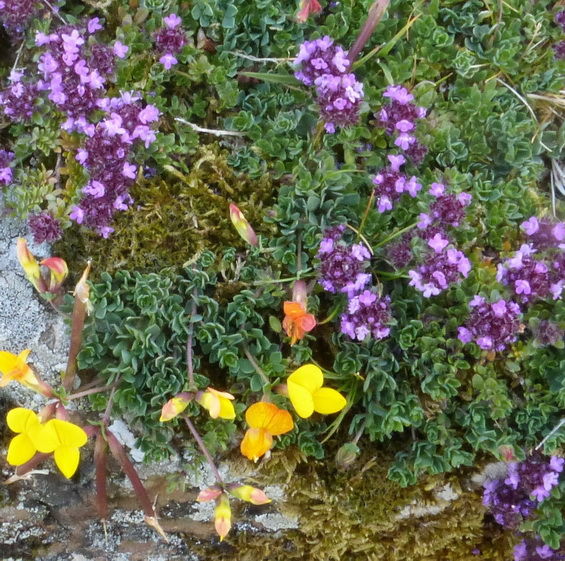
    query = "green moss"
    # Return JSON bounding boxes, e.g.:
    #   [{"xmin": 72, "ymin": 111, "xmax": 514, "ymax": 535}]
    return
[
  {"xmin": 54, "ymin": 144, "xmax": 276, "ymax": 280},
  {"xmin": 189, "ymin": 447, "xmax": 514, "ymax": 561}
]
